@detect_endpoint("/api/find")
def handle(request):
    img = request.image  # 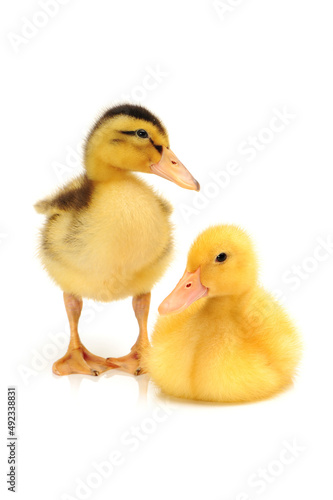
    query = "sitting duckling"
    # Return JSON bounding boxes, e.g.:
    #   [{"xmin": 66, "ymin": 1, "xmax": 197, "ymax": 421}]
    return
[
  {"xmin": 35, "ymin": 104, "xmax": 199, "ymax": 377},
  {"xmin": 145, "ymin": 225, "xmax": 302, "ymax": 402}
]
